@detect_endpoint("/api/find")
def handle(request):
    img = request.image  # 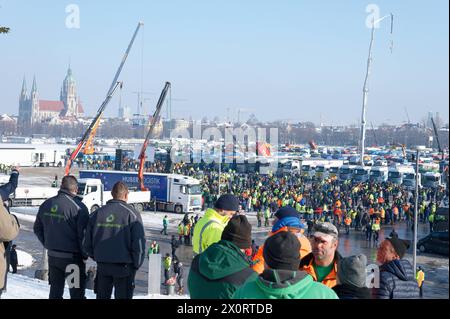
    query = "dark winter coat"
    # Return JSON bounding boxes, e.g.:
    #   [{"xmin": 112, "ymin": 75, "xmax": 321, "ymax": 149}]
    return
[
  {"xmin": 9, "ymin": 248, "xmax": 18, "ymax": 265},
  {"xmin": 333, "ymin": 284, "xmax": 372, "ymax": 299},
  {"xmin": 33, "ymin": 189, "xmax": 89, "ymax": 257},
  {"xmin": 83, "ymin": 199, "xmax": 146, "ymax": 270},
  {"xmin": 0, "ymin": 170, "xmax": 18, "ymax": 202},
  {"xmin": 372, "ymin": 259, "xmax": 420, "ymax": 299},
  {"xmin": 188, "ymin": 240, "xmax": 258, "ymax": 299}
]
